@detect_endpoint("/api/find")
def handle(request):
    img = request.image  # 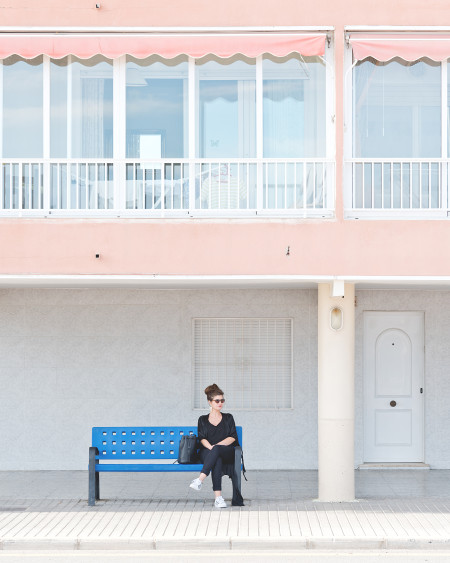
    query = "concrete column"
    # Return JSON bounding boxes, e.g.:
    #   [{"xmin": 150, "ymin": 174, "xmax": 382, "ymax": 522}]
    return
[{"xmin": 318, "ymin": 282, "xmax": 355, "ymax": 501}]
